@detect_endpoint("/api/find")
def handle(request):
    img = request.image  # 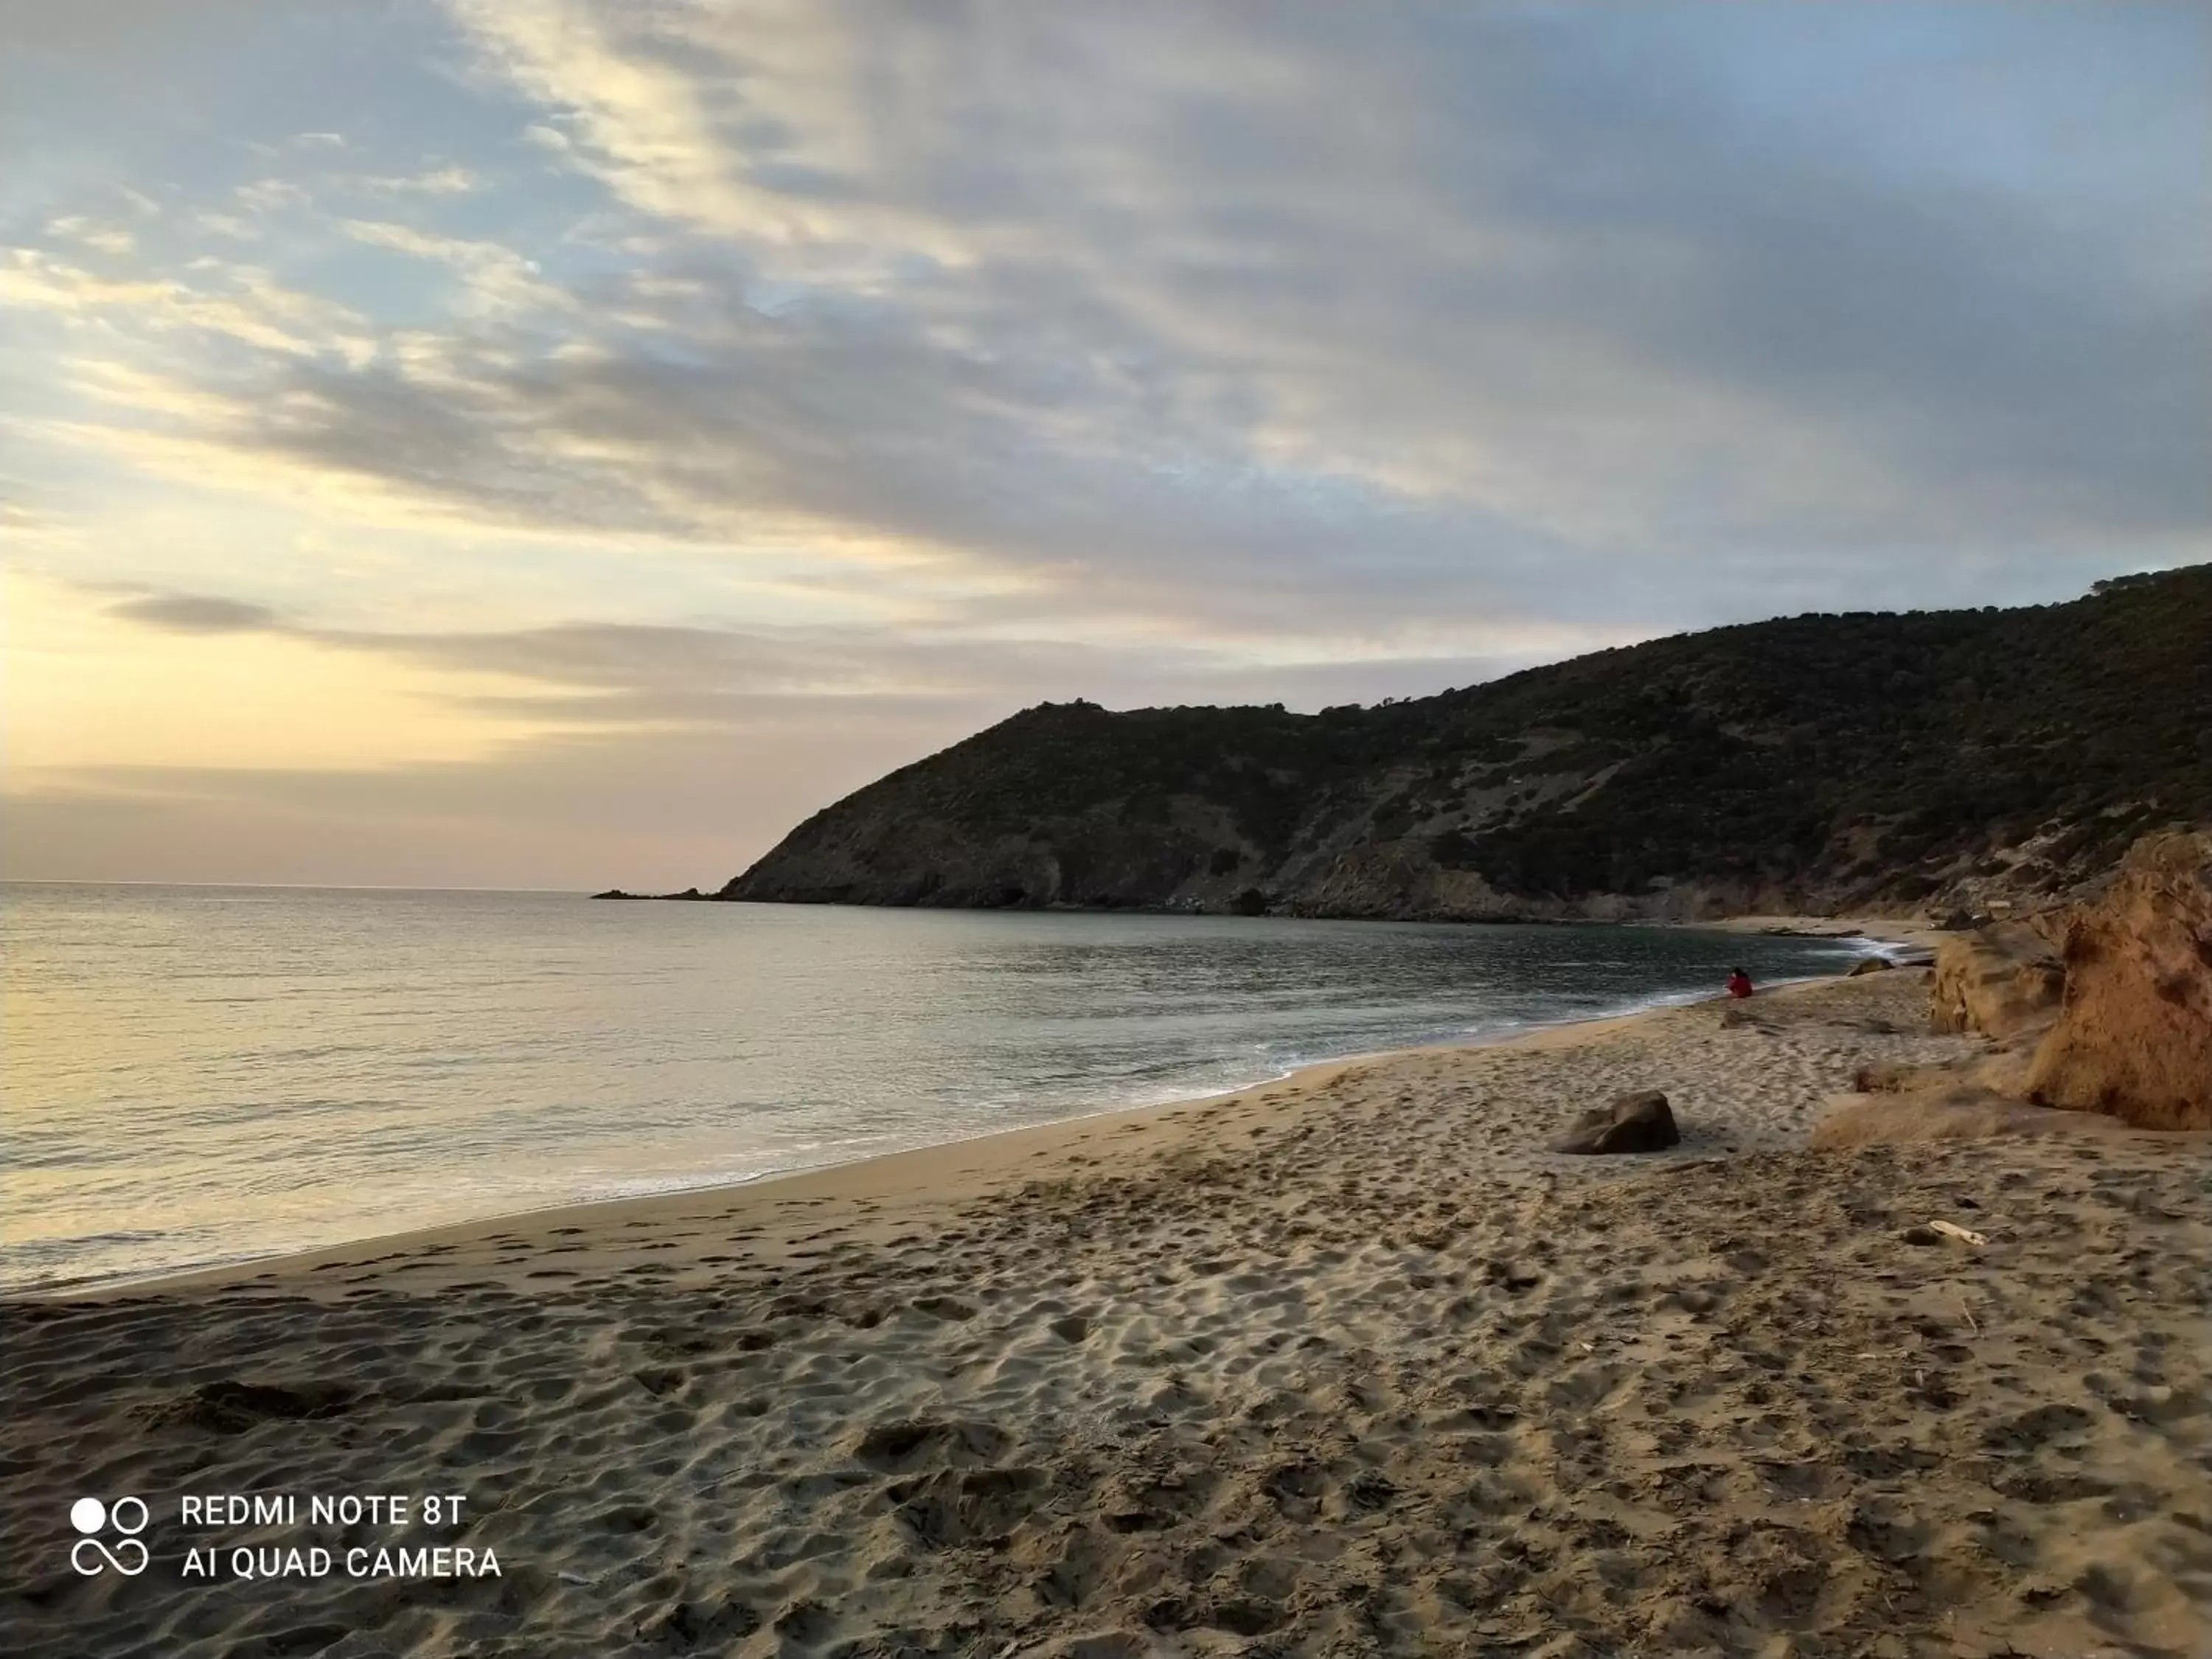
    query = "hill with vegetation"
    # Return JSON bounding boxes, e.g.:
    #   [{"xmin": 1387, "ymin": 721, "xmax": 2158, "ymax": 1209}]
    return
[{"xmin": 715, "ymin": 566, "xmax": 2212, "ymax": 922}]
